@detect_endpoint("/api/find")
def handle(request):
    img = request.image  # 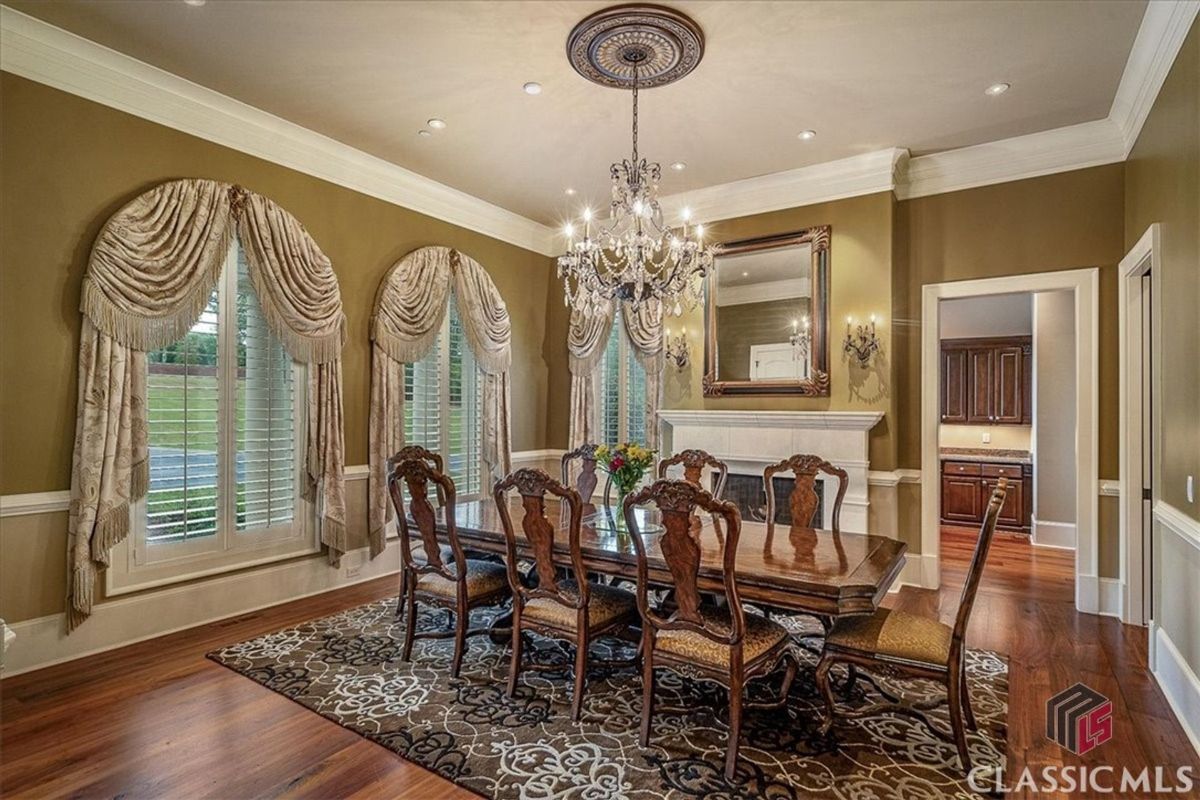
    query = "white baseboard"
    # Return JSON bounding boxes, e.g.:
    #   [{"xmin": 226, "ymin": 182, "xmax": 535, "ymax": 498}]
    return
[
  {"xmin": 1031, "ymin": 516, "xmax": 1077, "ymax": 549},
  {"xmin": 1074, "ymin": 573, "xmax": 1124, "ymax": 618},
  {"xmin": 1099, "ymin": 577, "xmax": 1124, "ymax": 618},
  {"xmin": 889, "ymin": 552, "xmax": 938, "ymax": 593},
  {"xmin": 1151, "ymin": 622, "xmax": 1200, "ymax": 757},
  {"xmin": 1, "ymin": 540, "xmax": 401, "ymax": 677}
]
